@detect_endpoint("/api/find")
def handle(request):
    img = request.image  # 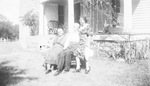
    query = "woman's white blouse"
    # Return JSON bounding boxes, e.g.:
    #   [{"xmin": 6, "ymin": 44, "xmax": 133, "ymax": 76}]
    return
[{"xmin": 63, "ymin": 32, "xmax": 80, "ymax": 49}]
